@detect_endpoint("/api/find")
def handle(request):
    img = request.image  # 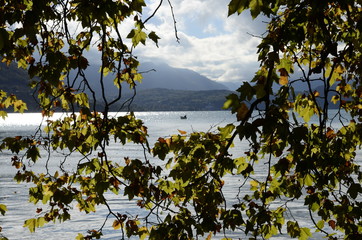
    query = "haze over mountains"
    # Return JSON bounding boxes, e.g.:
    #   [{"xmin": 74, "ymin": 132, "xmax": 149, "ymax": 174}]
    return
[
  {"xmin": 138, "ymin": 62, "xmax": 228, "ymax": 91},
  {"xmin": 84, "ymin": 61, "xmax": 230, "ymax": 96}
]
